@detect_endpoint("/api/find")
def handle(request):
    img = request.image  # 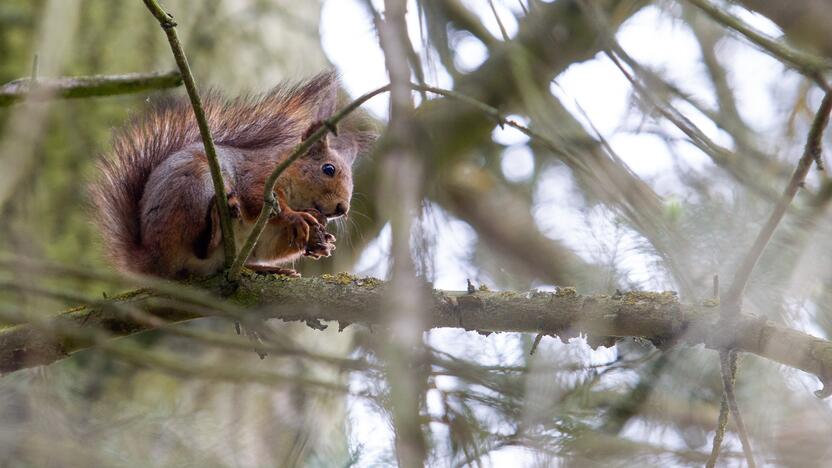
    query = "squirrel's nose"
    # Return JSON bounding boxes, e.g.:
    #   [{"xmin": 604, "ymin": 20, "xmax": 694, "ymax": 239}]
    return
[{"xmin": 333, "ymin": 202, "xmax": 347, "ymax": 217}]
